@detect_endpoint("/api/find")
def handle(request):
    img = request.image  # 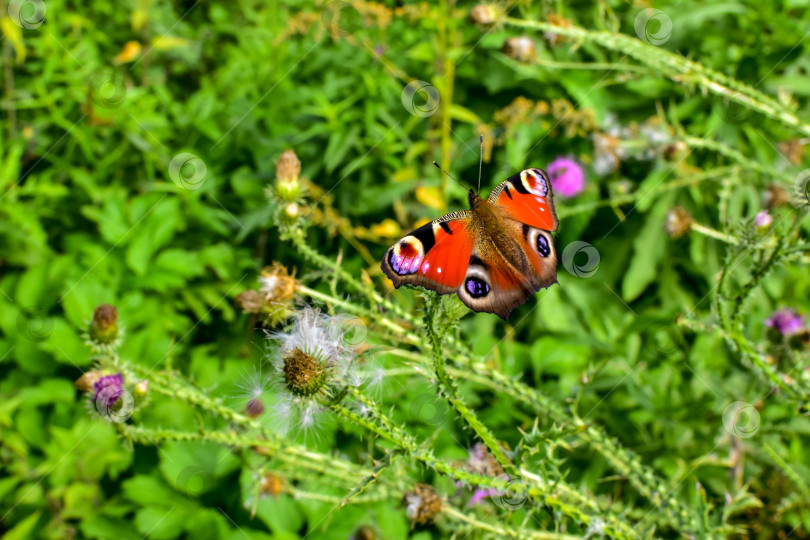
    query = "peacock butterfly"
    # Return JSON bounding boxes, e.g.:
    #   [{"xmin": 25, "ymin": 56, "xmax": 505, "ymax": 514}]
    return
[{"xmin": 381, "ymin": 141, "xmax": 559, "ymax": 320}]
